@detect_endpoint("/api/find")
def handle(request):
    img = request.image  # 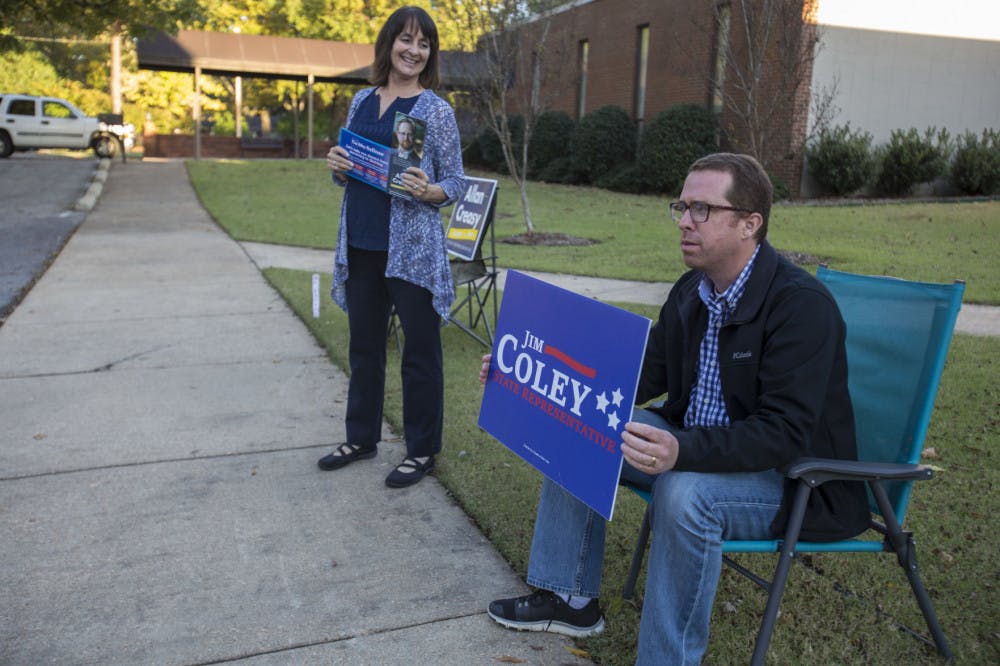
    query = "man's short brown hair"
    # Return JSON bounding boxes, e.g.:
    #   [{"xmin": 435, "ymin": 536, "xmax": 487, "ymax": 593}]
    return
[{"xmin": 689, "ymin": 153, "xmax": 772, "ymax": 241}]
